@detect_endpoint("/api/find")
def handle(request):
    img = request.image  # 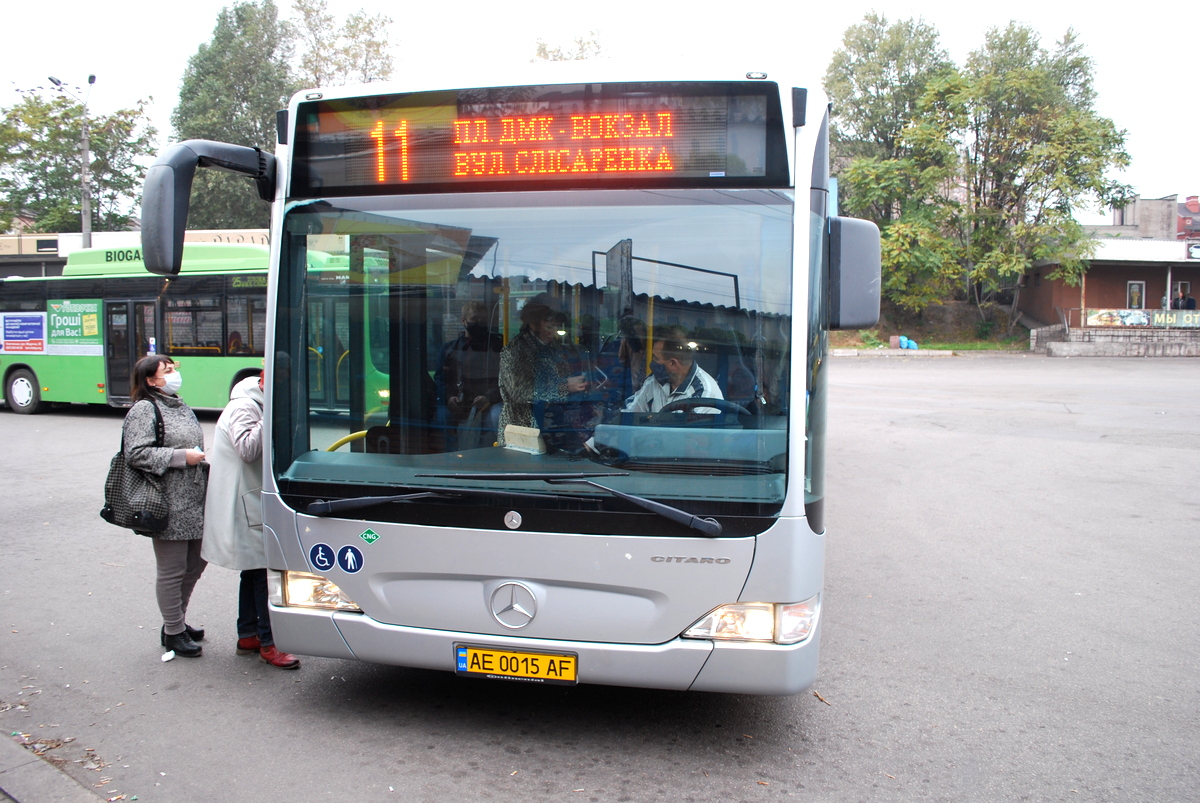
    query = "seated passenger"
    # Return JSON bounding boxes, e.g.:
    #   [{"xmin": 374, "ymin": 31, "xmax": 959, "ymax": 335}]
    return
[
  {"xmin": 497, "ymin": 296, "xmax": 588, "ymax": 446},
  {"xmin": 595, "ymin": 315, "xmax": 647, "ymax": 409},
  {"xmin": 622, "ymin": 325, "xmax": 722, "ymax": 413}
]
